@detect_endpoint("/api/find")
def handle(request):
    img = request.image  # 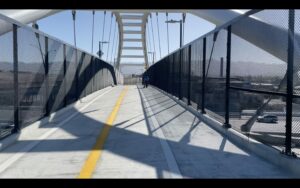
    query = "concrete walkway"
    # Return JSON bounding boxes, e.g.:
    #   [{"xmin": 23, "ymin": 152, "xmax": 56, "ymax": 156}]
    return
[{"xmin": 0, "ymin": 85, "xmax": 295, "ymax": 178}]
